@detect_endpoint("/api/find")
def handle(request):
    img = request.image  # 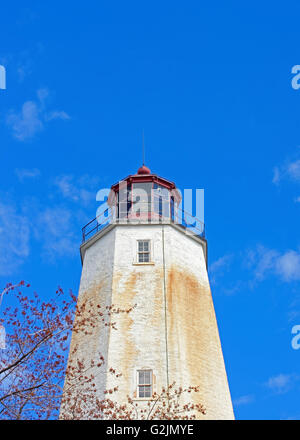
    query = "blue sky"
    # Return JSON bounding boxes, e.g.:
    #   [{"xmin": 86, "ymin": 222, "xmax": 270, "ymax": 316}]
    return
[{"xmin": 1, "ymin": 1, "xmax": 300, "ymax": 420}]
